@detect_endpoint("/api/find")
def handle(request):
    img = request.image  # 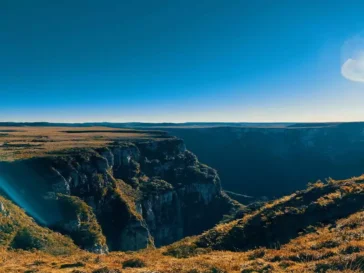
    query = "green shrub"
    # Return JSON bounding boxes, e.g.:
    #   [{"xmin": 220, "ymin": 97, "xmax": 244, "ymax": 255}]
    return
[
  {"xmin": 56, "ymin": 194, "xmax": 106, "ymax": 250},
  {"xmin": 11, "ymin": 228, "xmax": 43, "ymax": 250},
  {"xmin": 139, "ymin": 178, "xmax": 173, "ymax": 196},
  {"xmin": 163, "ymin": 244, "xmax": 209, "ymax": 258},
  {"xmin": 60, "ymin": 262, "xmax": 85, "ymax": 268},
  {"xmin": 122, "ymin": 258, "xmax": 146, "ymax": 268}
]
